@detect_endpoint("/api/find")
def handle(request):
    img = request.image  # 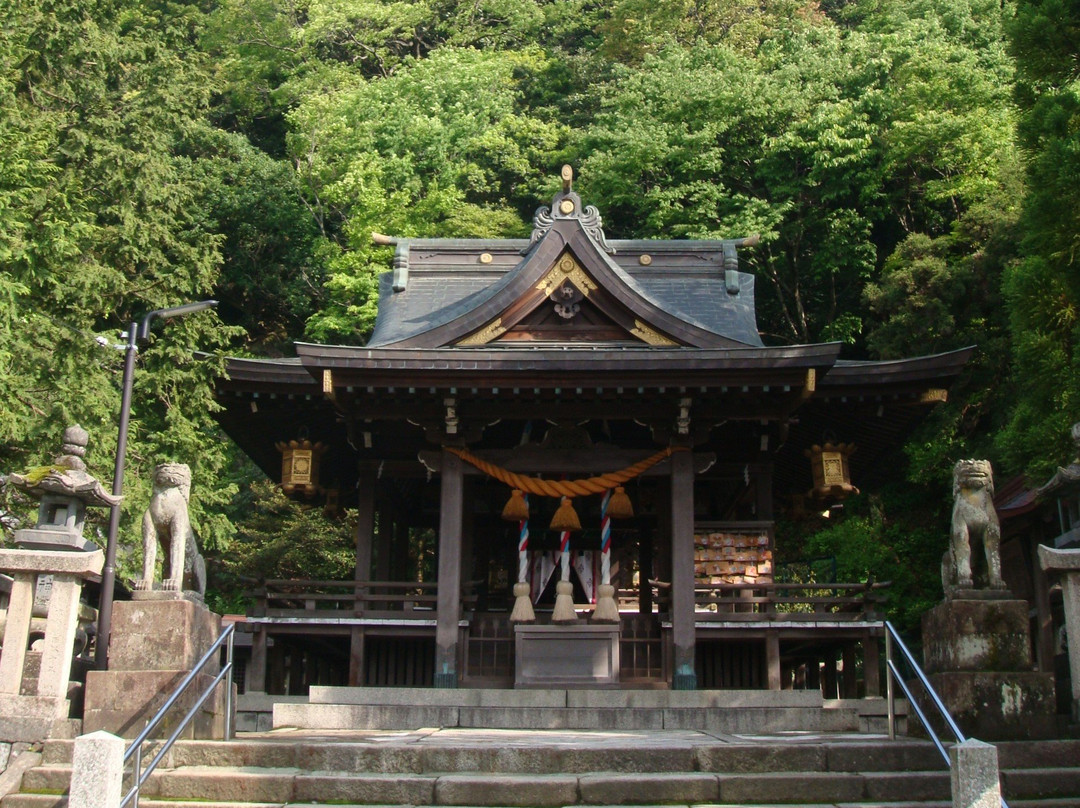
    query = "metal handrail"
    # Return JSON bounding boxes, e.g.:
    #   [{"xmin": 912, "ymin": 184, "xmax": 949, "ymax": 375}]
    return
[
  {"xmin": 119, "ymin": 622, "xmax": 235, "ymax": 808},
  {"xmin": 884, "ymin": 620, "xmax": 1008, "ymax": 808}
]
